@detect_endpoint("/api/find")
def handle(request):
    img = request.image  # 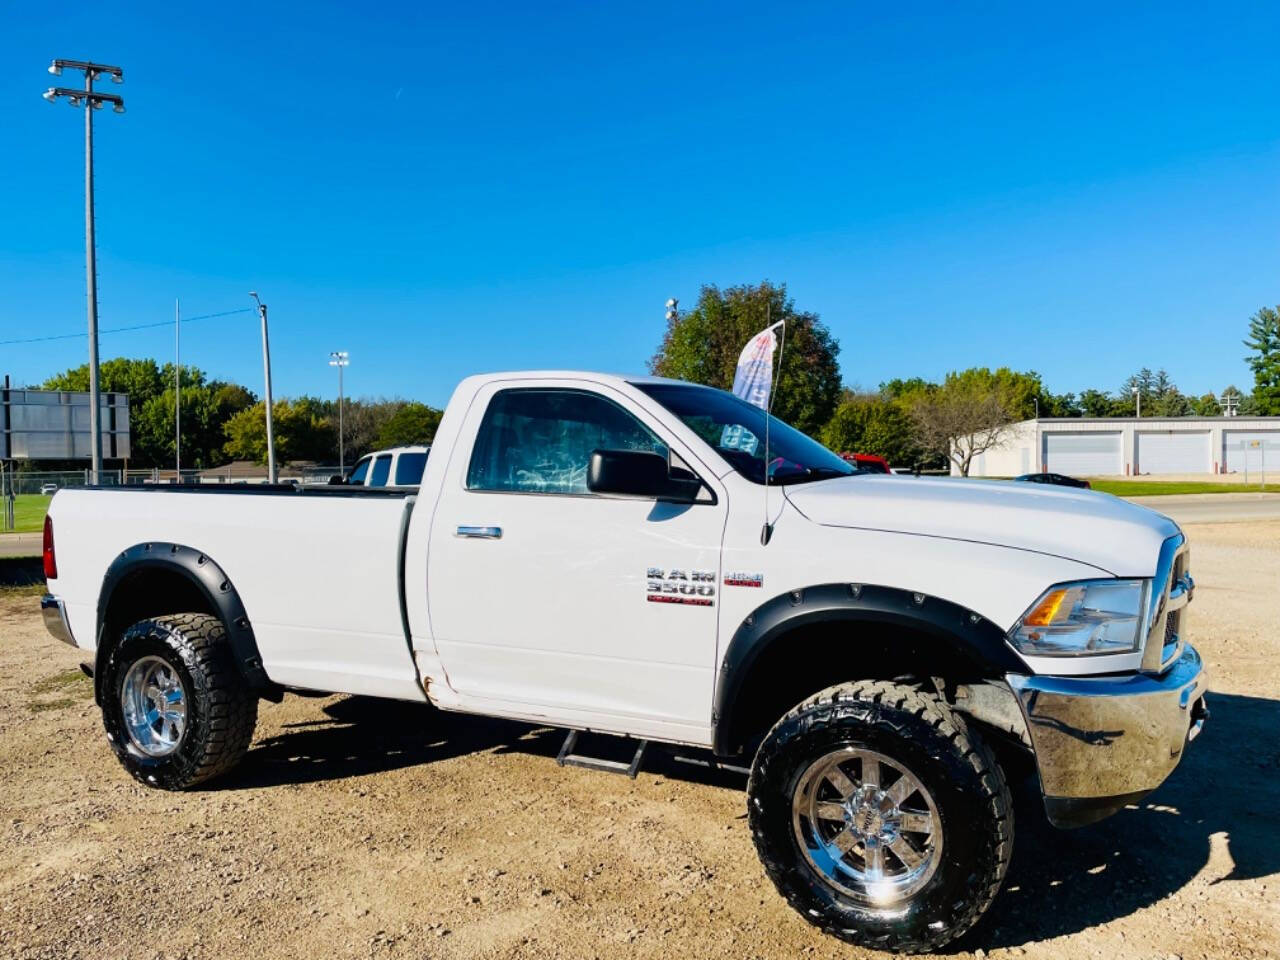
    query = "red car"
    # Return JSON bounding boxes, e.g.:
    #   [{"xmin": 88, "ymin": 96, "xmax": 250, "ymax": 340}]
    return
[{"xmin": 839, "ymin": 452, "xmax": 891, "ymax": 474}]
